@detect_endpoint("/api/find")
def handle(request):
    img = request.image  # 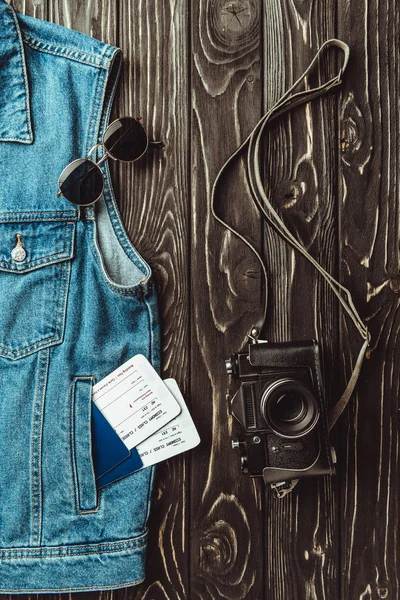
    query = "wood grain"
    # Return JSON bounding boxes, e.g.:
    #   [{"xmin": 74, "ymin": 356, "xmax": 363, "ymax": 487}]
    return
[
  {"xmin": 262, "ymin": 1, "xmax": 341, "ymax": 599},
  {"xmin": 5, "ymin": 0, "xmax": 400, "ymax": 598},
  {"xmin": 190, "ymin": 1, "xmax": 265, "ymax": 599},
  {"xmin": 338, "ymin": 0, "xmax": 400, "ymax": 599}
]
